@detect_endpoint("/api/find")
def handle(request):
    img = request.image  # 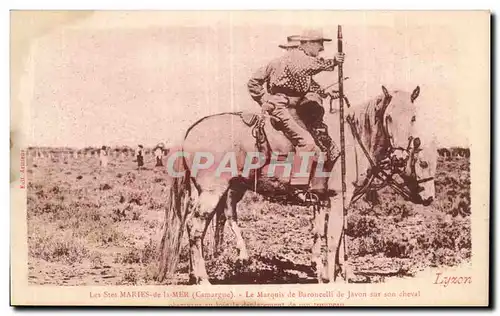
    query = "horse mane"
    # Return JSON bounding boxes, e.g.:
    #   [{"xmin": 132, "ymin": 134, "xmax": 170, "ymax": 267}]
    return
[{"xmin": 347, "ymin": 93, "xmax": 390, "ymax": 161}]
